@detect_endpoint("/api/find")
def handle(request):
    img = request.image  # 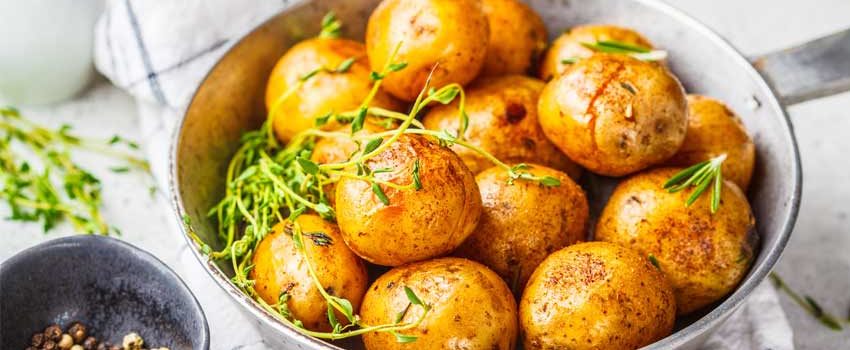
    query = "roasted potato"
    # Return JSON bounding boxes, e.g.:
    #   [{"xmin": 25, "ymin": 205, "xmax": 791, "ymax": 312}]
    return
[
  {"xmin": 595, "ymin": 168, "xmax": 757, "ymax": 315},
  {"xmin": 423, "ymin": 75, "xmax": 580, "ymax": 177},
  {"xmin": 538, "ymin": 24, "xmax": 655, "ymax": 81},
  {"xmin": 520, "ymin": 242, "xmax": 676, "ymax": 350},
  {"xmin": 335, "ymin": 133, "xmax": 482, "ymax": 266},
  {"xmin": 361, "ymin": 257, "xmax": 517, "ymax": 350},
  {"xmin": 667, "ymin": 95, "xmax": 756, "ymax": 189},
  {"xmin": 366, "ymin": 0, "xmax": 490, "ymax": 101},
  {"xmin": 265, "ymin": 37, "xmax": 401, "ymax": 142},
  {"xmin": 538, "ymin": 53, "xmax": 688, "ymax": 176},
  {"xmin": 454, "ymin": 164, "xmax": 588, "ymax": 290},
  {"xmin": 250, "ymin": 214, "xmax": 368, "ymax": 331},
  {"xmin": 479, "ymin": 0, "xmax": 547, "ymax": 77}
]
